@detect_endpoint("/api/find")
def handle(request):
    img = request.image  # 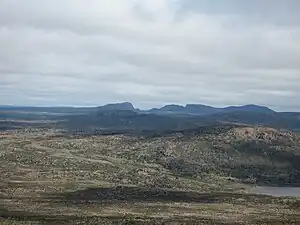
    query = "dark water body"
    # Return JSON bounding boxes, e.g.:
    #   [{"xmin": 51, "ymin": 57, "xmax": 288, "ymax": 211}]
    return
[{"xmin": 252, "ymin": 186, "xmax": 300, "ymax": 197}]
